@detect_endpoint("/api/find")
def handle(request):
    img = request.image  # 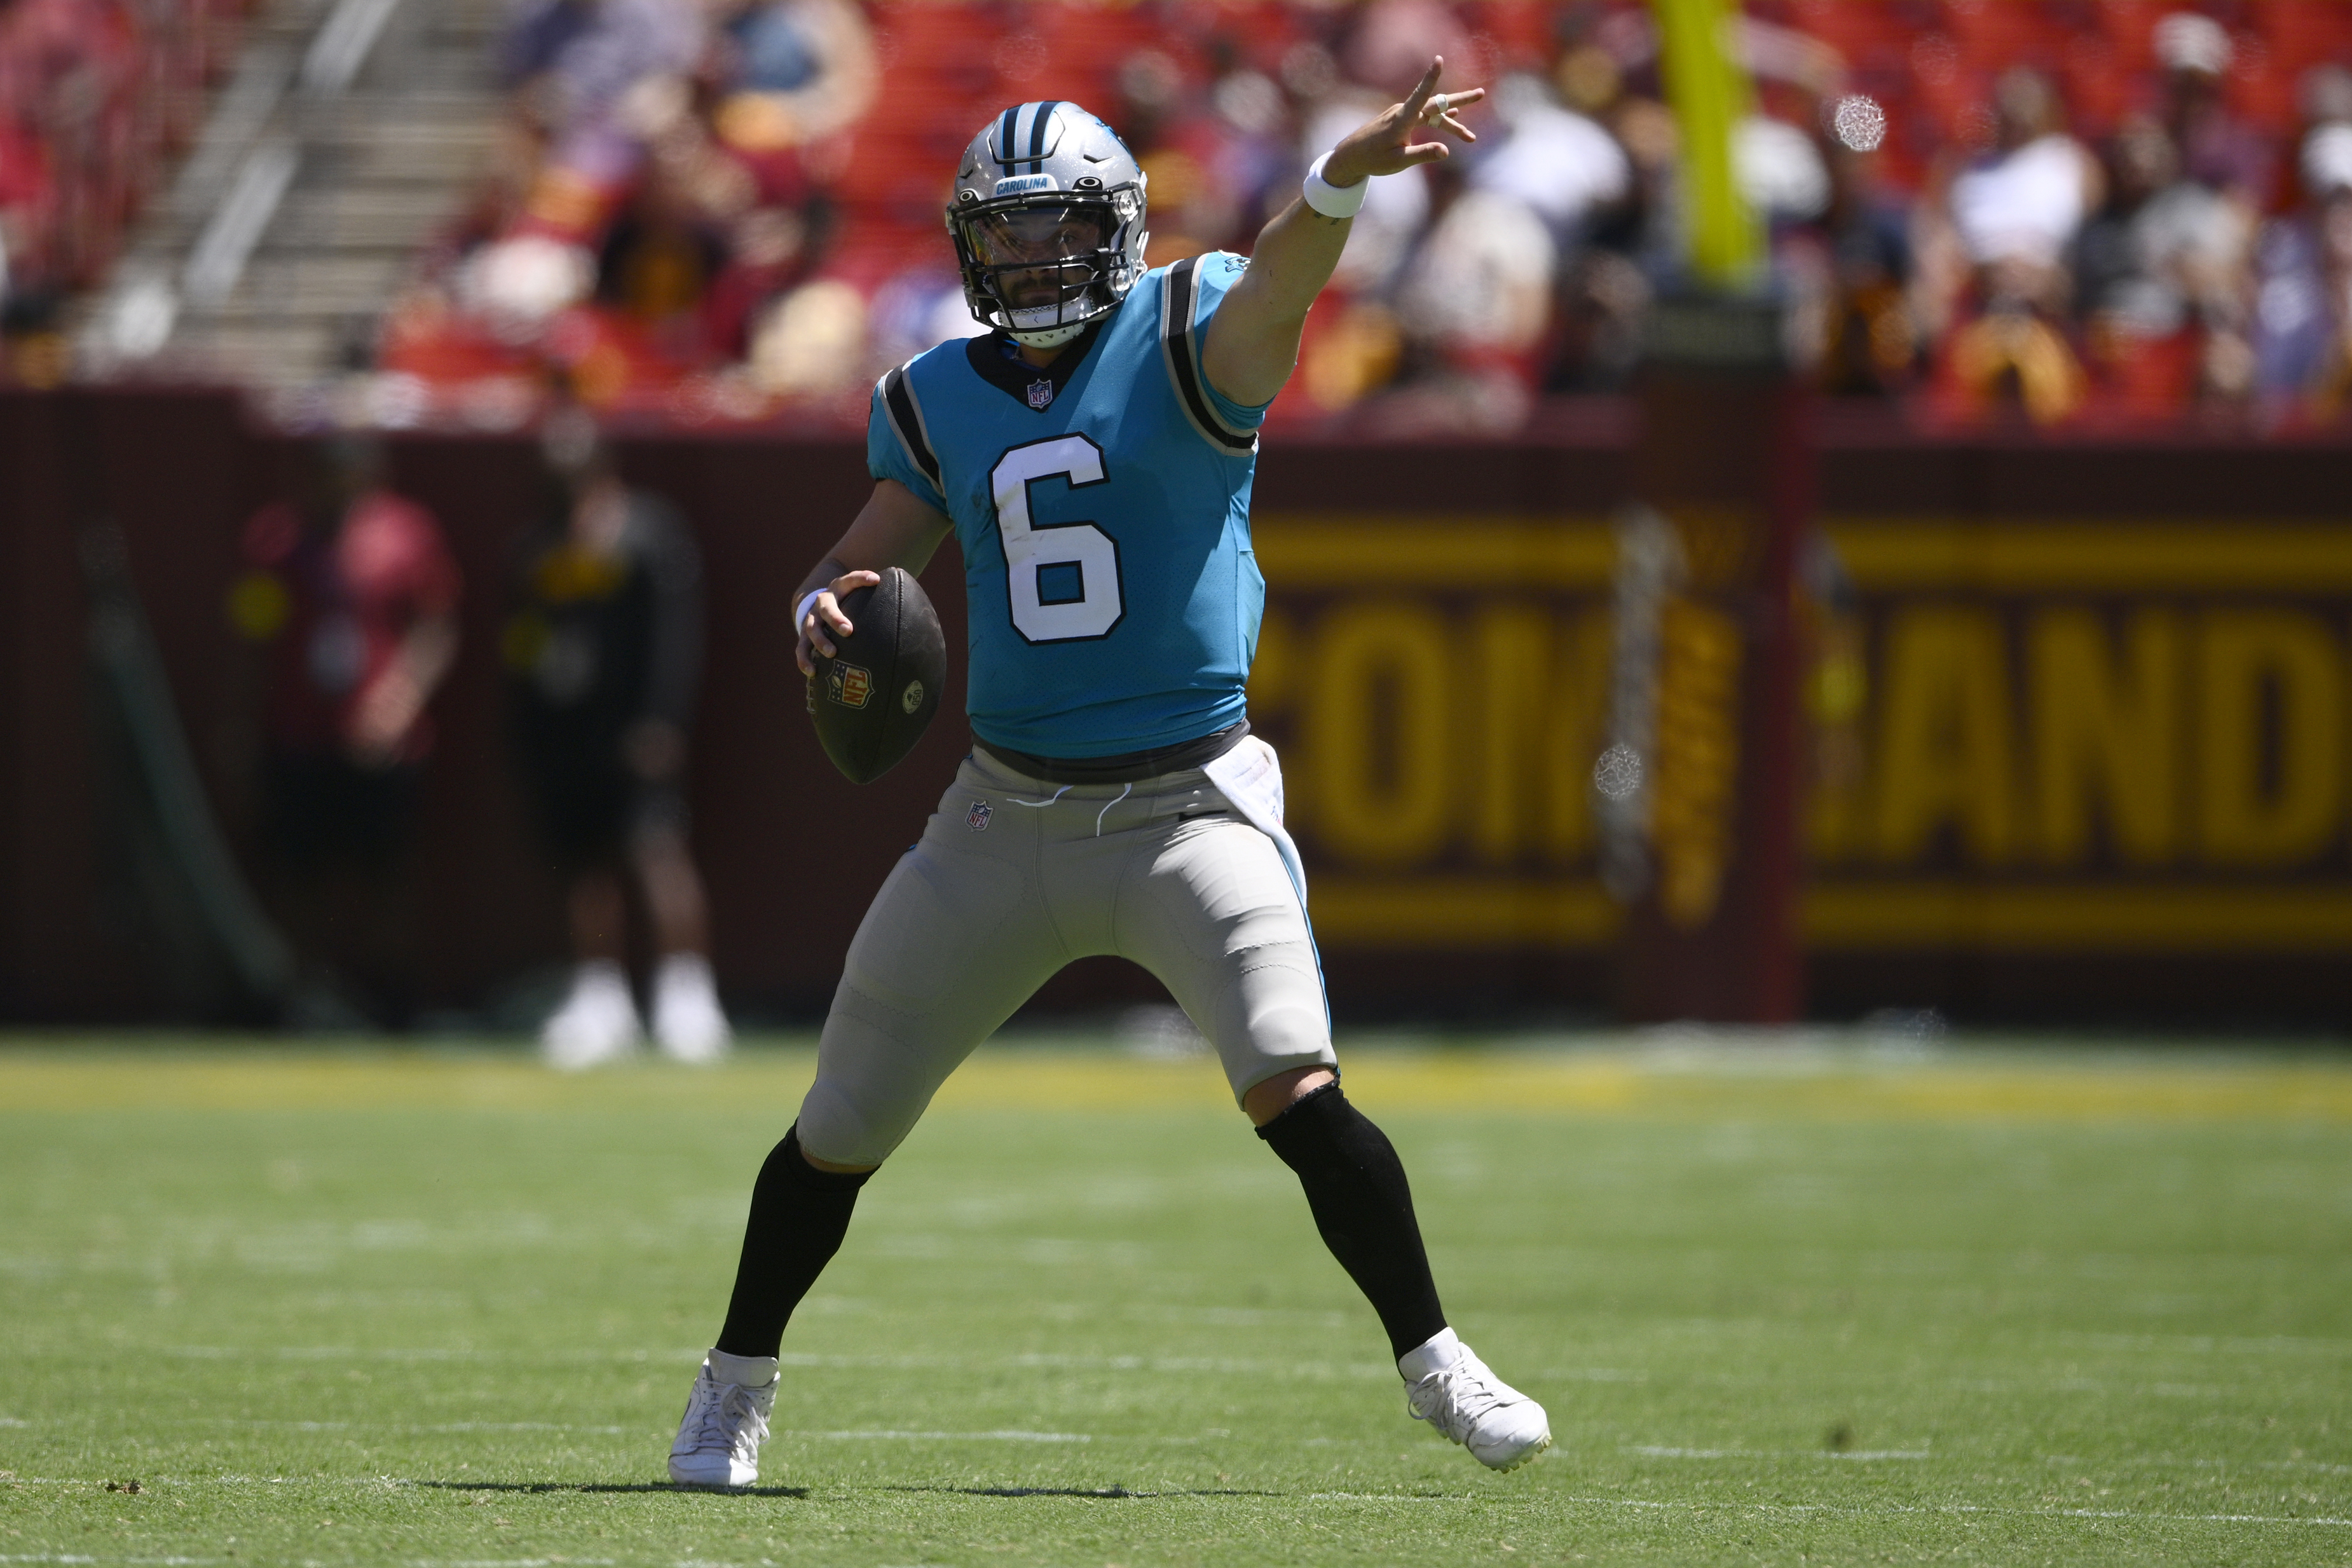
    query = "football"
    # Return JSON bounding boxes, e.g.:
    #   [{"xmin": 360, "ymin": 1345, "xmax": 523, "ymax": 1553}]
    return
[{"xmin": 806, "ymin": 566, "xmax": 947, "ymax": 784}]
